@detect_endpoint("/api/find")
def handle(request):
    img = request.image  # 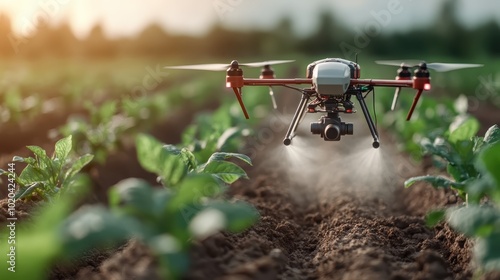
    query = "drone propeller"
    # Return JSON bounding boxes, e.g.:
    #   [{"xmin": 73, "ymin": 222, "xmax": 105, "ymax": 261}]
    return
[
  {"xmin": 376, "ymin": 59, "xmax": 482, "ymax": 119},
  {"xmin": 164, "ymin": 60, "xmax": 295, "ymax": 71},
  {"xmin": 375, "ymin": 60, "xmax": 483, "ymax": 72}
]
